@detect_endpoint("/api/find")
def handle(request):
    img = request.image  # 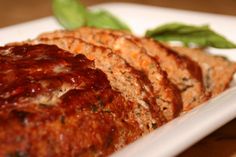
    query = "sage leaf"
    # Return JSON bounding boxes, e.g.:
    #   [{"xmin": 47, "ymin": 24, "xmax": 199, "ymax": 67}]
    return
[
  {"xmin": 52, "ymin": 0, "xmax": 87, "ymax": 29},
  {"xmin": 145, "ymin": 23, "xmax": 236, "ymax": 48},
  {"xmin": 53, "ymin": 0, "xmax": 130, "ymax": 31},
  {"xmin": 86, "ymin": 10, "xmax": 131, "ymax": 31}
]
